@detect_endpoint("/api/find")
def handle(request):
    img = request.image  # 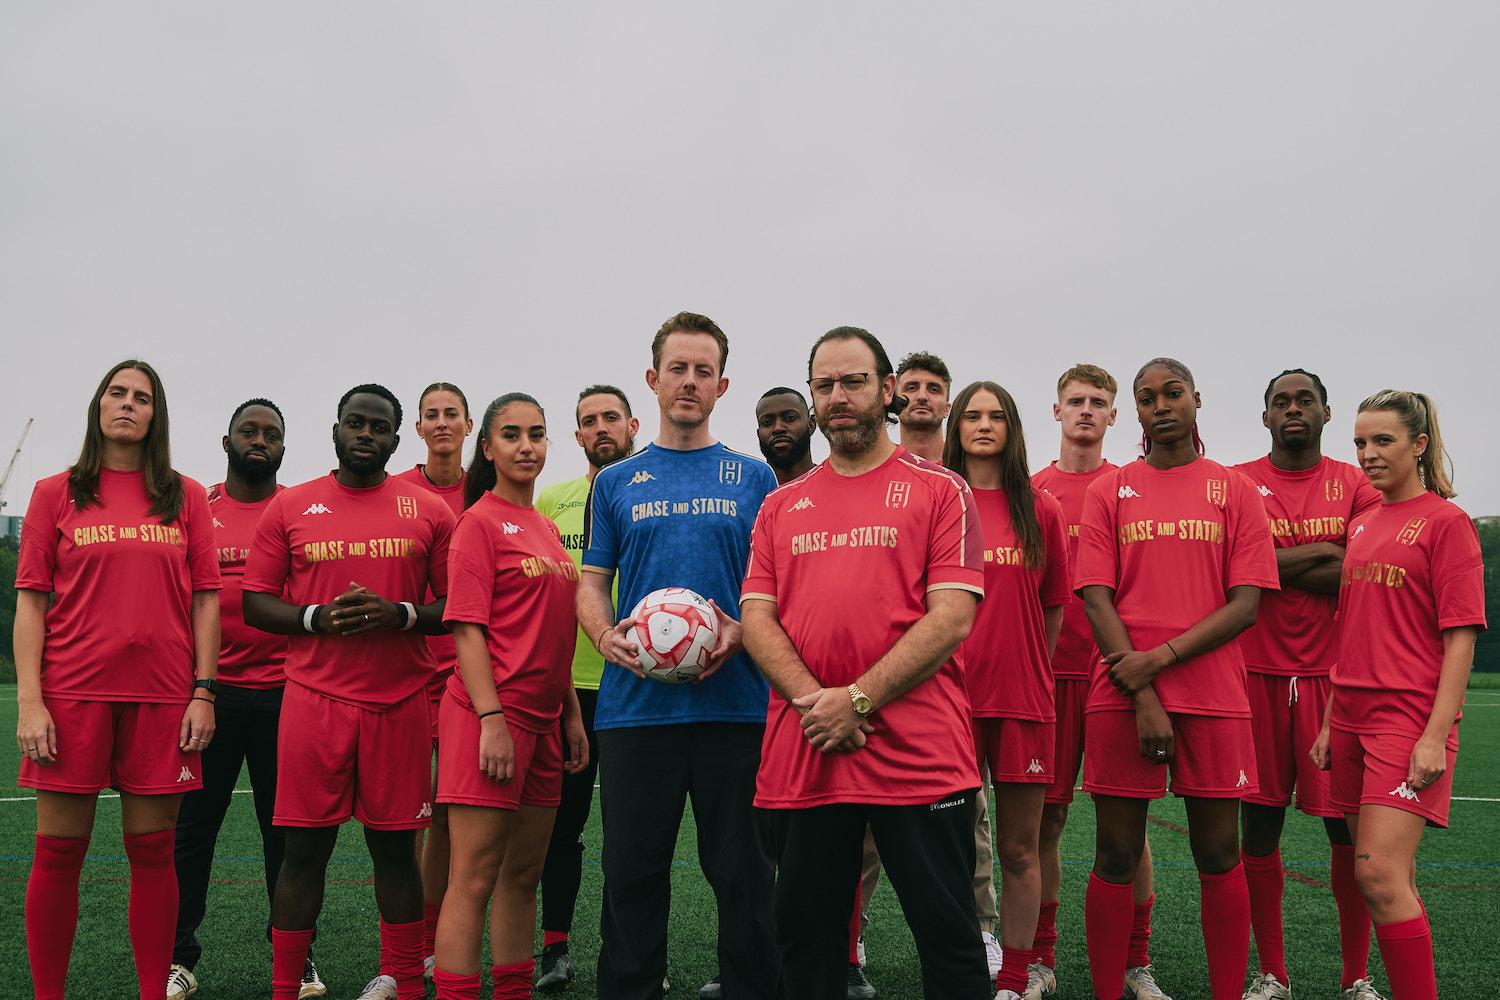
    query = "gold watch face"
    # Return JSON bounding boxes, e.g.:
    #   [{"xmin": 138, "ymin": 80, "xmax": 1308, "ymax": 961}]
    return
[{"xmin": 853, "ymin": 694, "xmax": 873, "ymax": 715}]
